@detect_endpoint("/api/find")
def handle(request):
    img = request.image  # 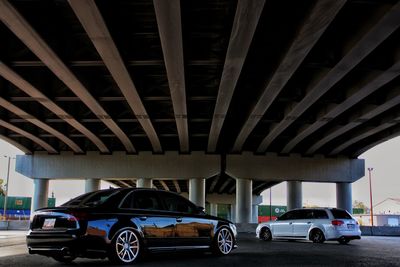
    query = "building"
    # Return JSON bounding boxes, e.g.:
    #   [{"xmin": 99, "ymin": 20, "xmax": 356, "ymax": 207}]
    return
[{"xmin": 374, "ymin": 198, "xmax": 400, "ymax": 214}]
